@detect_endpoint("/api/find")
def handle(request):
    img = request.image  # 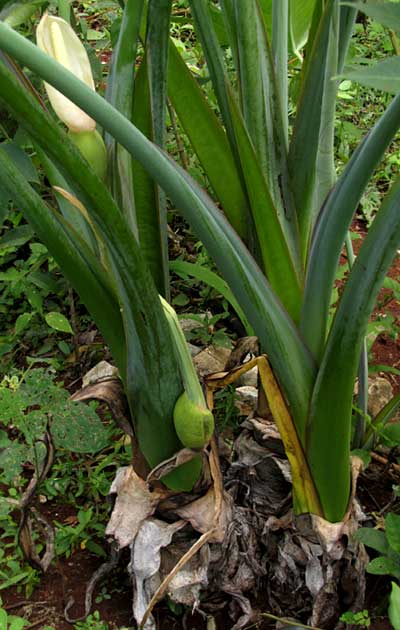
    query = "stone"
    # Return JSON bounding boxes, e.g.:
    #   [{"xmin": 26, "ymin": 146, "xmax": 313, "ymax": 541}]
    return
[
  {"xmin": 235, "ymin": 386, "xmax": 258, "ymax": 415},
  {"xmin": 82, "ymin": 360, "xmax": 119, "ymax": 387},
  {"xmin": 236, "ymin": 365, "xmax": 258, "ymax": 388},
  {"xmin": 179, "ymin": 313, "xmax": 209, "ymax": 333},
  {"xmin": 188, "ymin": 343, "xmax": 202, "ymax": 358},
  {"xmin": 367, "ymin": 377, "xmax": 393, "ymax": 419}
]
